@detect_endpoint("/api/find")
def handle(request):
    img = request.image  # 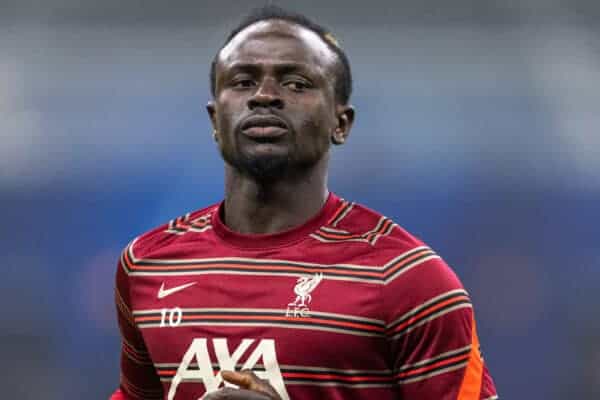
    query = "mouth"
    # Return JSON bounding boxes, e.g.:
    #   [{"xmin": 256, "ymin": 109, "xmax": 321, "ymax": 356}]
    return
[{"xmin": 240, "ymin": 115, "xmax": 289, "ymax": 140}]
